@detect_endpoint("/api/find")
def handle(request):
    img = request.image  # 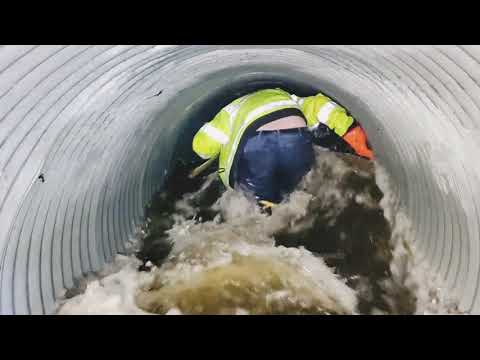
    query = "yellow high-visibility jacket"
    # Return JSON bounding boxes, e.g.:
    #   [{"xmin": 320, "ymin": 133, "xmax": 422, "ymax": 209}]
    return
[{"xmin": 192, "ymin": 88, "xmax": 354, "ymax": 188}]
